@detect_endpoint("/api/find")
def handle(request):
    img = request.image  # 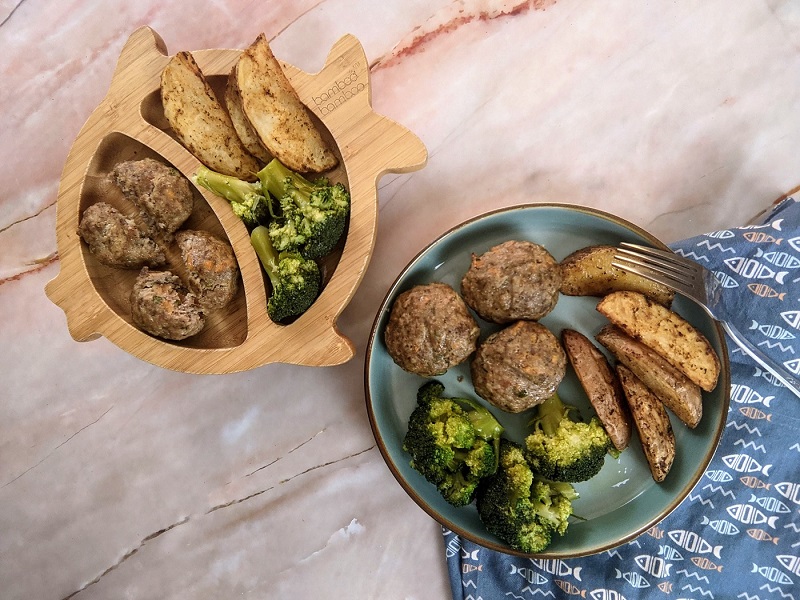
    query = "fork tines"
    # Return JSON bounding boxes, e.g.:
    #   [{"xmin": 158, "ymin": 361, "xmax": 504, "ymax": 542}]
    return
[{"xmin": 612, "ymin": 242, "xmax": 699, "ymax": 292}]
